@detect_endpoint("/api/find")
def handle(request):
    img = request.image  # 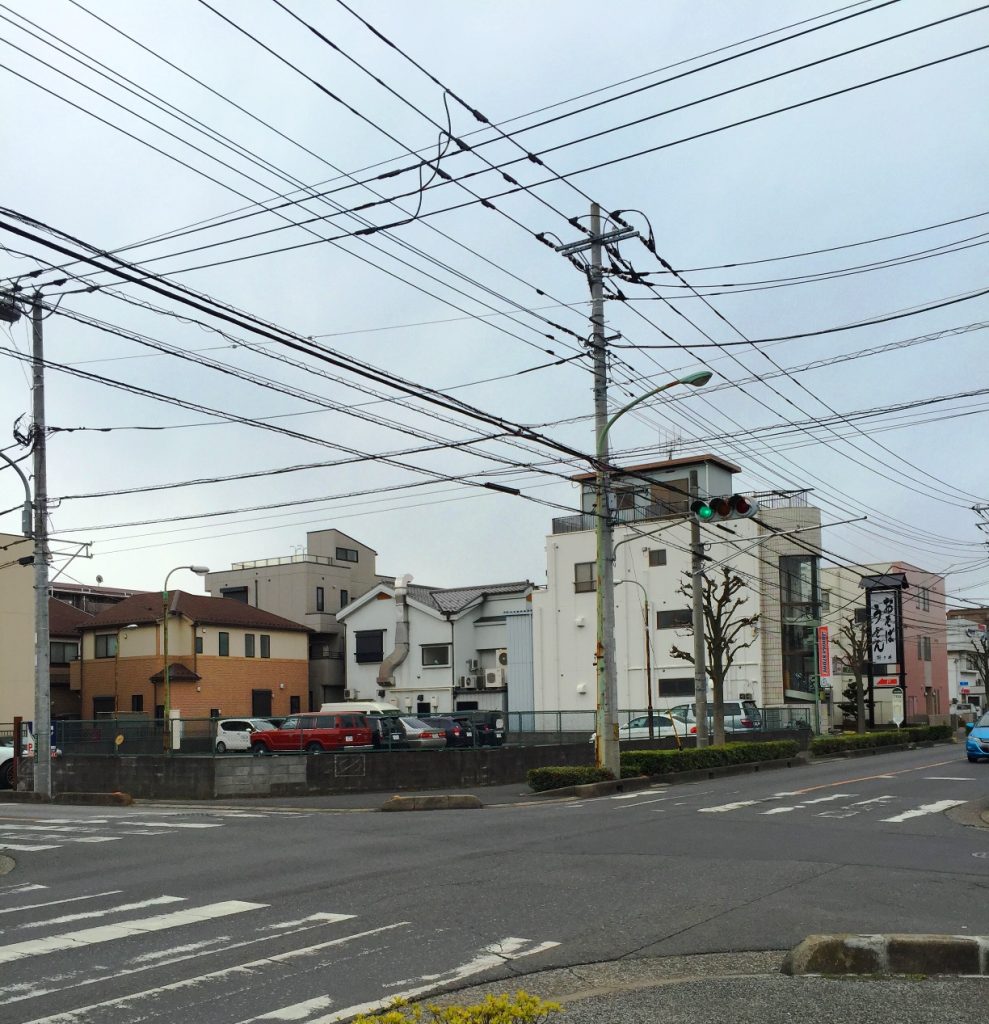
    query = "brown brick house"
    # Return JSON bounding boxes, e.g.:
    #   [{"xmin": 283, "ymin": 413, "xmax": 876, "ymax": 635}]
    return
[
  {"xmin": 49, "ymin": 598, "xmax": 92, "ymax": 720},
  {"xmin": 76, "ymin": 591, "xmax": 310, "ymax": 720}
]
